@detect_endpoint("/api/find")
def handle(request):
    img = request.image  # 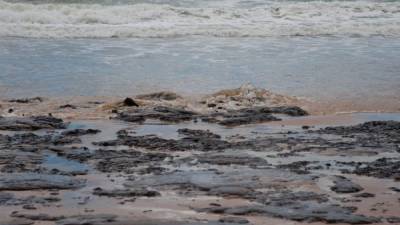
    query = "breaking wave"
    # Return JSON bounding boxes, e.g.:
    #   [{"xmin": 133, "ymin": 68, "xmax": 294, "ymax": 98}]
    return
[{"xmin": 1, "ymin": 0, "xmax": 400, "ymax": 38}]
